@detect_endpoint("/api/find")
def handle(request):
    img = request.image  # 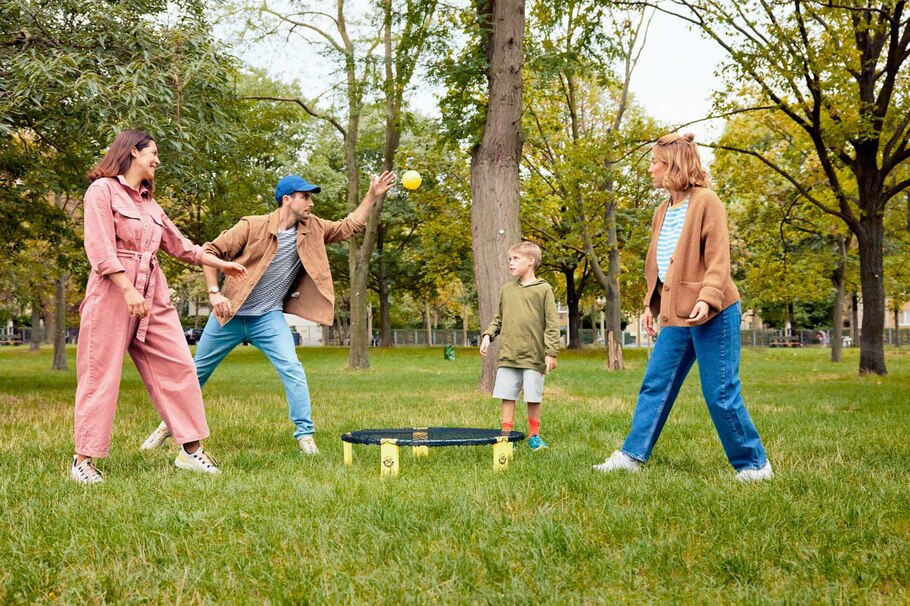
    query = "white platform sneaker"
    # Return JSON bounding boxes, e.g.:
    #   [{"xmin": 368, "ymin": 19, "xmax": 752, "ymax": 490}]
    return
[
  {"xmin": 174, "ymin": 445, "xmax": 220, "ymax": 474},
  {"xmin": 735, "ymin": 461, "xmax": 773, "ymax": 482},
  {"xmin": 71, "ymin": 456, "xmax": 104, "ymax": 484},
  {"xmin": 592, "ymin": 450, "xmax": 643, "ymax": 473},
  {"xmin": 140, "ymin": 422, "xmax": 172, "ymax": 450}
]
